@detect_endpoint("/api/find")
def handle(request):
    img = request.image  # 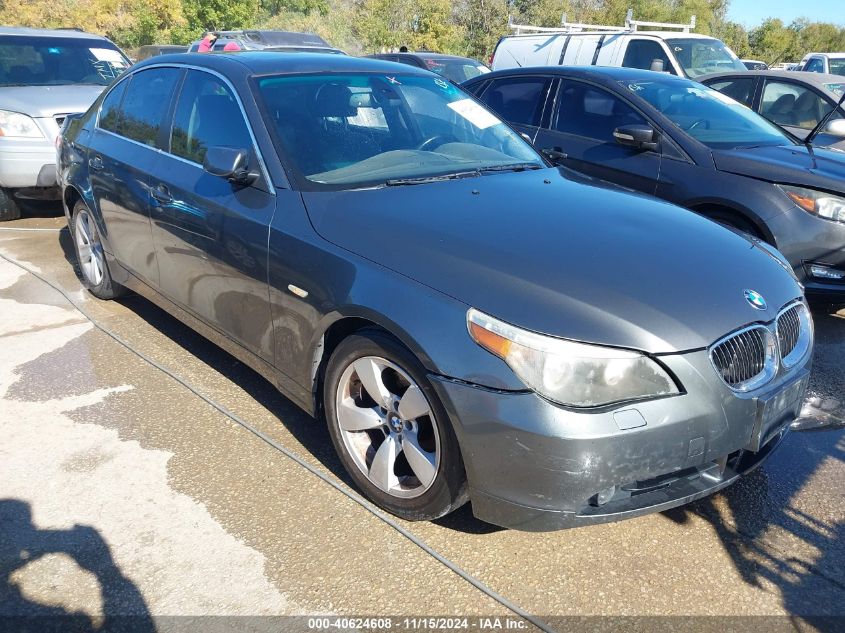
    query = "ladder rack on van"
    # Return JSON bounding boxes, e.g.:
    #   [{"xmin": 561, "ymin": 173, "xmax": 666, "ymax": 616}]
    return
[{"xmin": 507, "ymin": 9, "xmax": 696, "ymax": 36}]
